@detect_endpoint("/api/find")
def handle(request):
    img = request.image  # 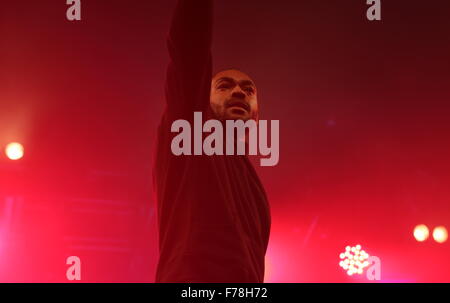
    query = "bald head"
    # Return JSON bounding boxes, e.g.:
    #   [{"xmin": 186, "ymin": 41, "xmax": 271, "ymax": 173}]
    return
[{"xmin": 210, "ymin": 69, "xmax": 258, "ymax": 121}]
